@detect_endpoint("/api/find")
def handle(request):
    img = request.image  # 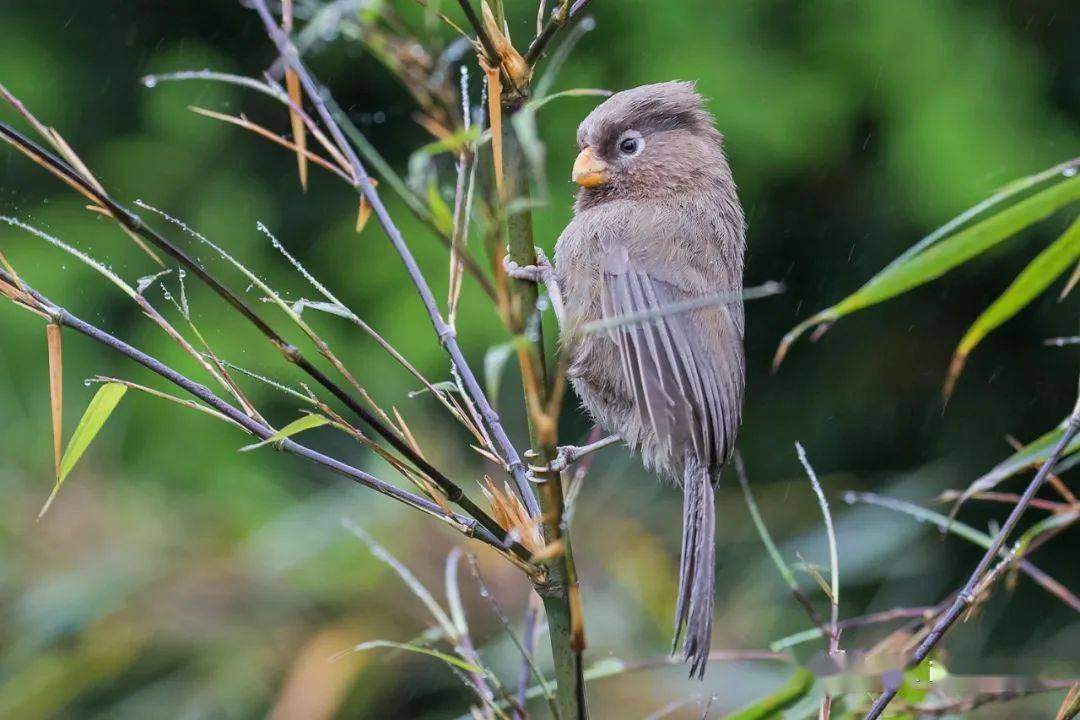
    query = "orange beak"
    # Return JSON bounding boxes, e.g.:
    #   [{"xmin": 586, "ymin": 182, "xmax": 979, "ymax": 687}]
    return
[{"xmin": 572, "ymin": 147, "xmax": 609, "ymax": 188}]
